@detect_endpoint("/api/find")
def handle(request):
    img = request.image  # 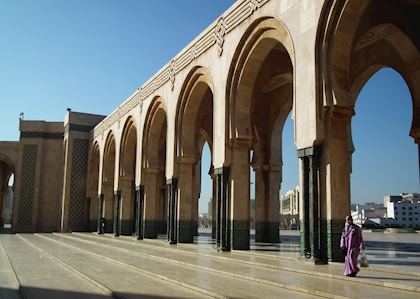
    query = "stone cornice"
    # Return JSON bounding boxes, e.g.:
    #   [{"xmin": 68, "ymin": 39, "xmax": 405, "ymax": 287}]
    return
[{"xmin": 93, "ymin": 0, "xmax": 271, "ymax": 139}]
